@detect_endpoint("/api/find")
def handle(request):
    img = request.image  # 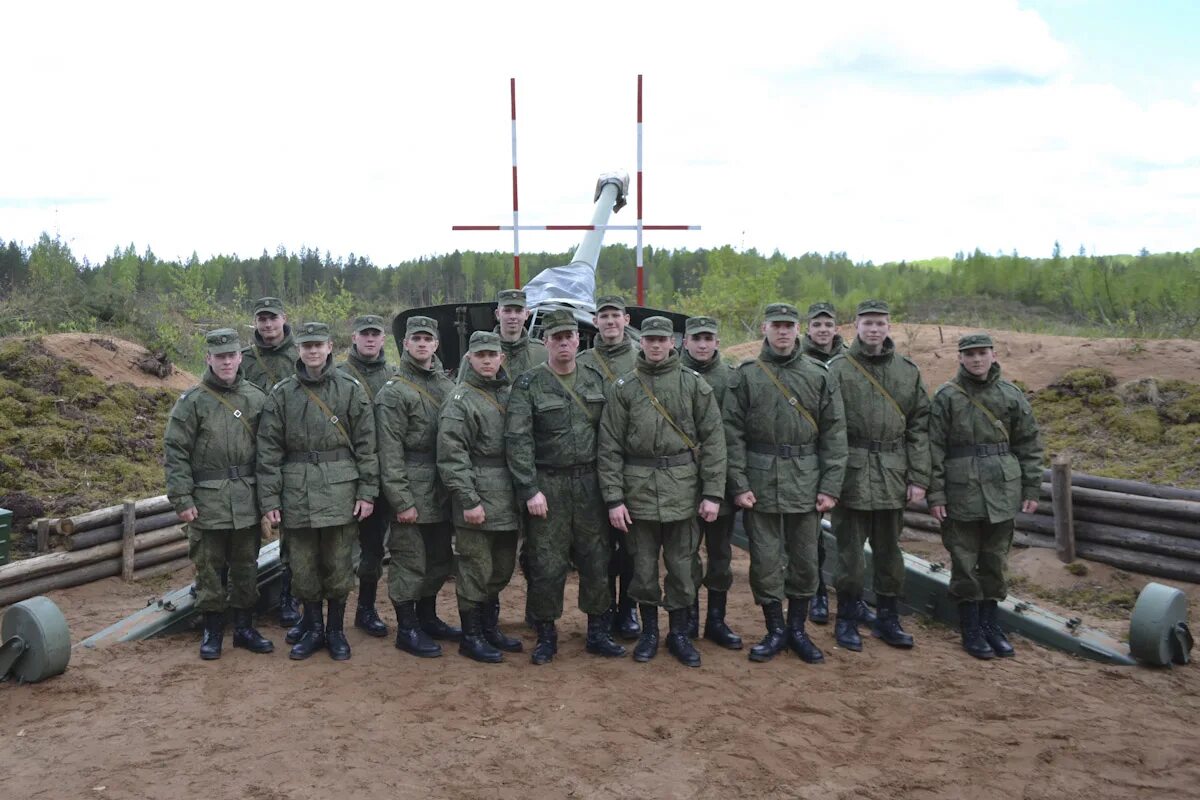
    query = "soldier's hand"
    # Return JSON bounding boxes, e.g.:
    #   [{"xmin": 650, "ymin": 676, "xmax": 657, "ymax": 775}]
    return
[
  {"xmin": 464, "ymin": 505, "xmax": 486, "ymax": 525},
  {"xmin": 354, "ymin": 500, "xmax": 375, "ymax": 521},
  {"xmin": 396, "ymin": 506, "xmax": 419, "ymax": 524},
  {"xmin": 816, "ymin": 493, "xmax": 837, "ymax": 513},
  {"xmin": 526, "ymin": 492, "xmax": 549, "ymax": 518},
  {"xmin": 931, "ymin": 504, "xmax": 948, "ymax": 522},
  {"xmin": 698, "ymin": 499, "xmax": 720, "ymax": 523},
  {"xmin": 178, "ymin": 507, "xmax": 198, "ymax": 523},
  {"xmin": 1021, "ymin": 499, "xmax": 1038, "ymax": 515},
  {"xmin": 734, "ymin": 491, "xmax": 756, "ymax": 510},
  {"xmin": 907, "ymin": 484, "xmax": 927, "ymax": 504},
  {"xmin": 264, "ymin": 509, "xmax": 281, "ymax": 525},
  {"xmin": 608, "ymin": 504, "xmax": 632, "ymax": 533}
]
